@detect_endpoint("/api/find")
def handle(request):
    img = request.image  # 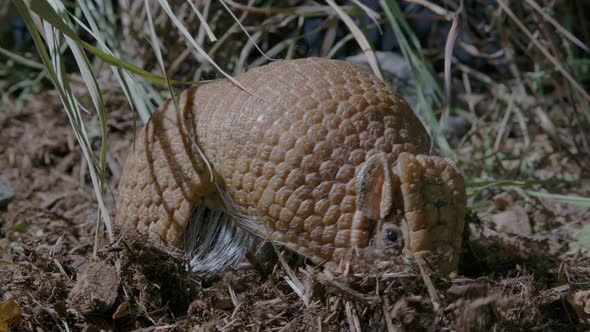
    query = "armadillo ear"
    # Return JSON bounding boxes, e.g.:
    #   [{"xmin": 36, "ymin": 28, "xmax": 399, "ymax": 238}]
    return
[{"xmin": 356, "ymin": 152, "xmax": 393, "ymax": 220}]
